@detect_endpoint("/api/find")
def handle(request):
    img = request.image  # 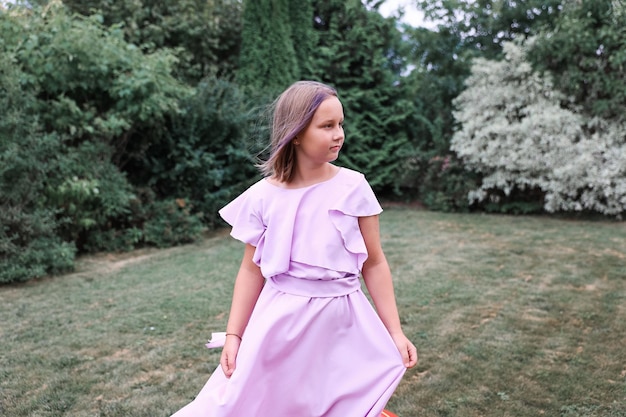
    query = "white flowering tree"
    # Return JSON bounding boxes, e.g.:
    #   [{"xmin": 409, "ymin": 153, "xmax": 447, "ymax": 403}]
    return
[{"xmin": 451, "ymin": 40, "xmax": 626, "ymax": 216}]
